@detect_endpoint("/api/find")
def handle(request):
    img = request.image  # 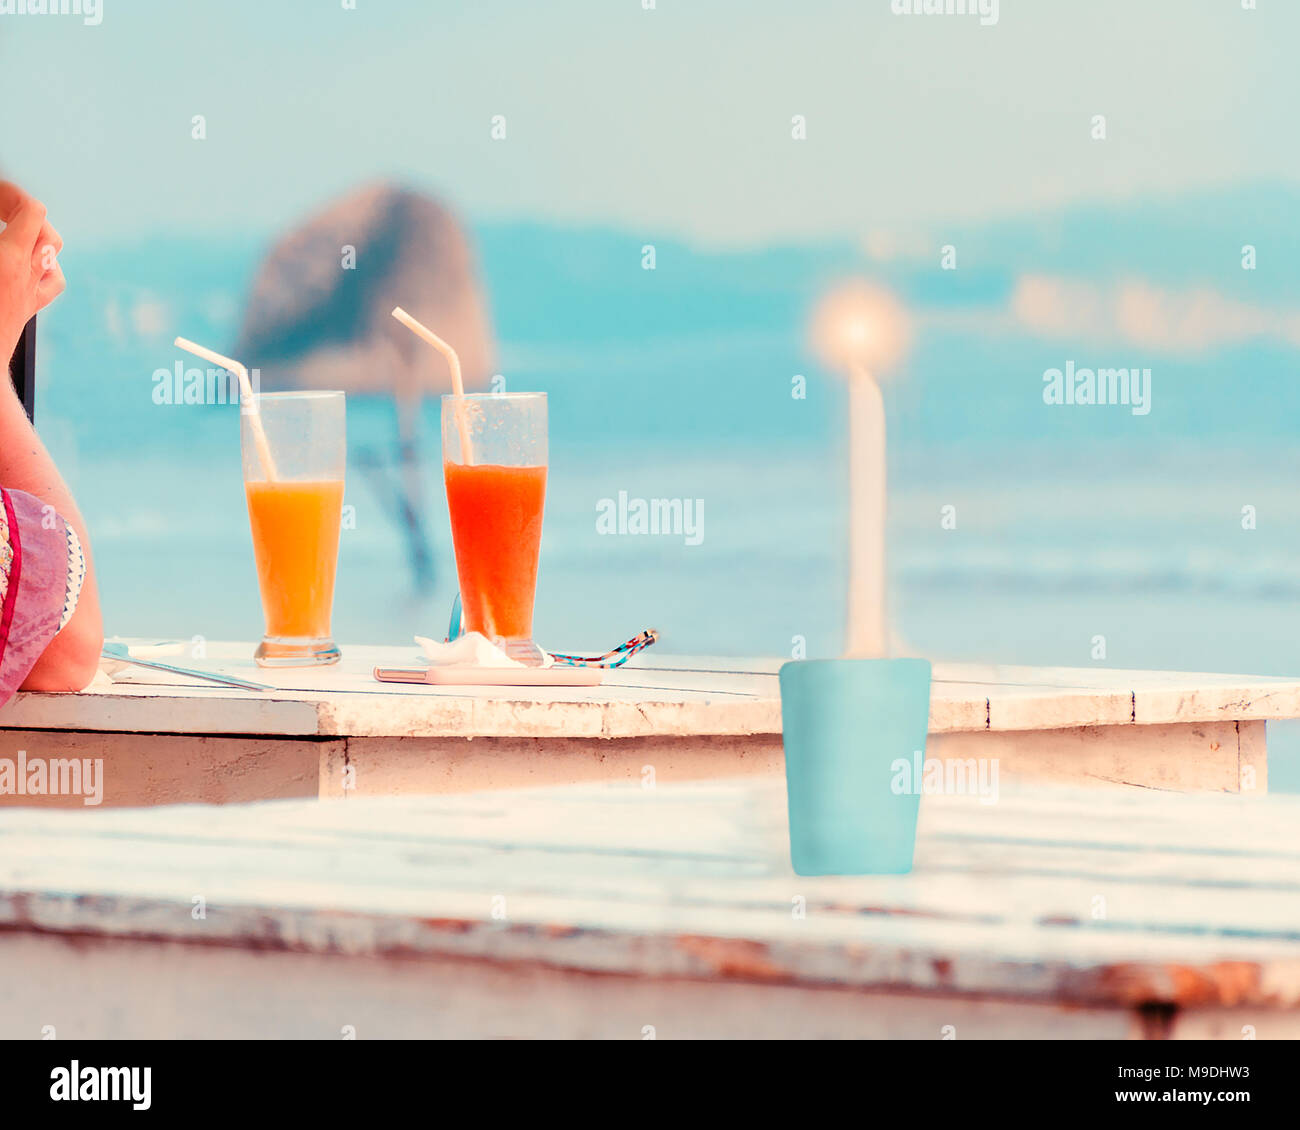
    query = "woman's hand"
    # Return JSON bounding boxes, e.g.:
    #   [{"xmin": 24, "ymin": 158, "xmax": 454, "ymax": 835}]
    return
[{"xmin": 0, "ymin": 182, "xmax": 65, "ymax": 362}]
